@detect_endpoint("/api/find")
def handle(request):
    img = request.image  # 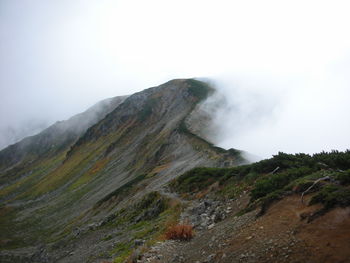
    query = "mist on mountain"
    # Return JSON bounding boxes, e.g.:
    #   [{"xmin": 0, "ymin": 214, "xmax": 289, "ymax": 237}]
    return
[{"xmin": 197, "ymin": 71, "xmax": 350, "ymax": 158}]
